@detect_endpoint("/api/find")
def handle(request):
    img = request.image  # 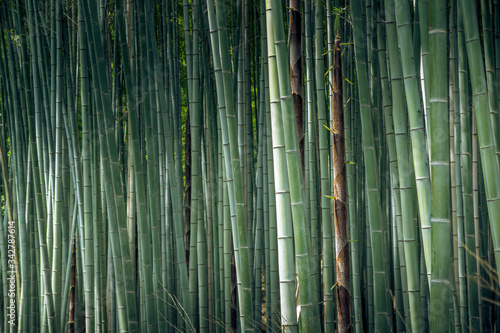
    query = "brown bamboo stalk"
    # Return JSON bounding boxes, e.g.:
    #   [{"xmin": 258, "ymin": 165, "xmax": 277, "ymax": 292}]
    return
[
  {"xmin": 332, "ymin": 33, "xmax": 351, "ymax": 333},
  {"xmin": 289, "ymin": 0, "xmax": 304, "ymax": 175},
  {"xmin": 68, "ymin": 236, "xmax": 76, "ymax": 333}
]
